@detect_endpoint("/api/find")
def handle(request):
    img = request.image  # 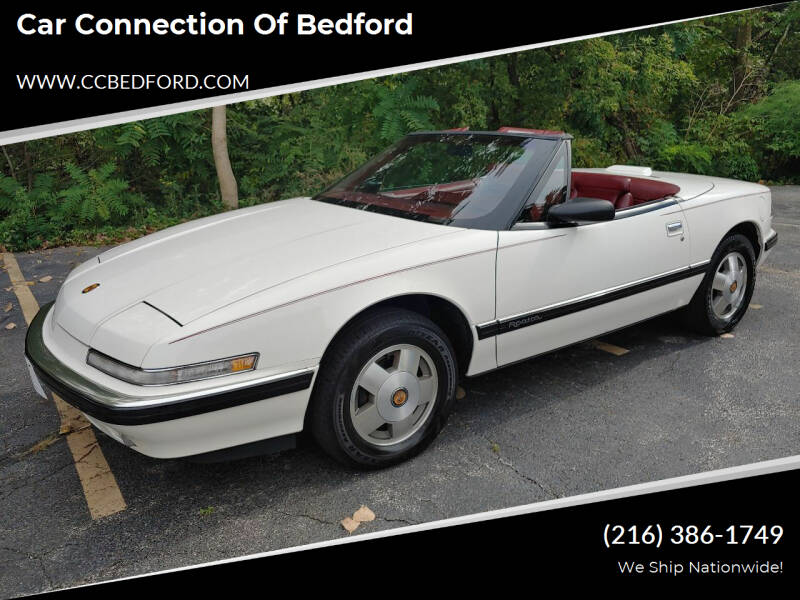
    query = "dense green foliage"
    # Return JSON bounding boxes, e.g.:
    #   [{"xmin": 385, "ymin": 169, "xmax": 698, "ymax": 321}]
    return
[{"xmin": 1, "ymin": 5, "xmax": 798, "ymax": 250}]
